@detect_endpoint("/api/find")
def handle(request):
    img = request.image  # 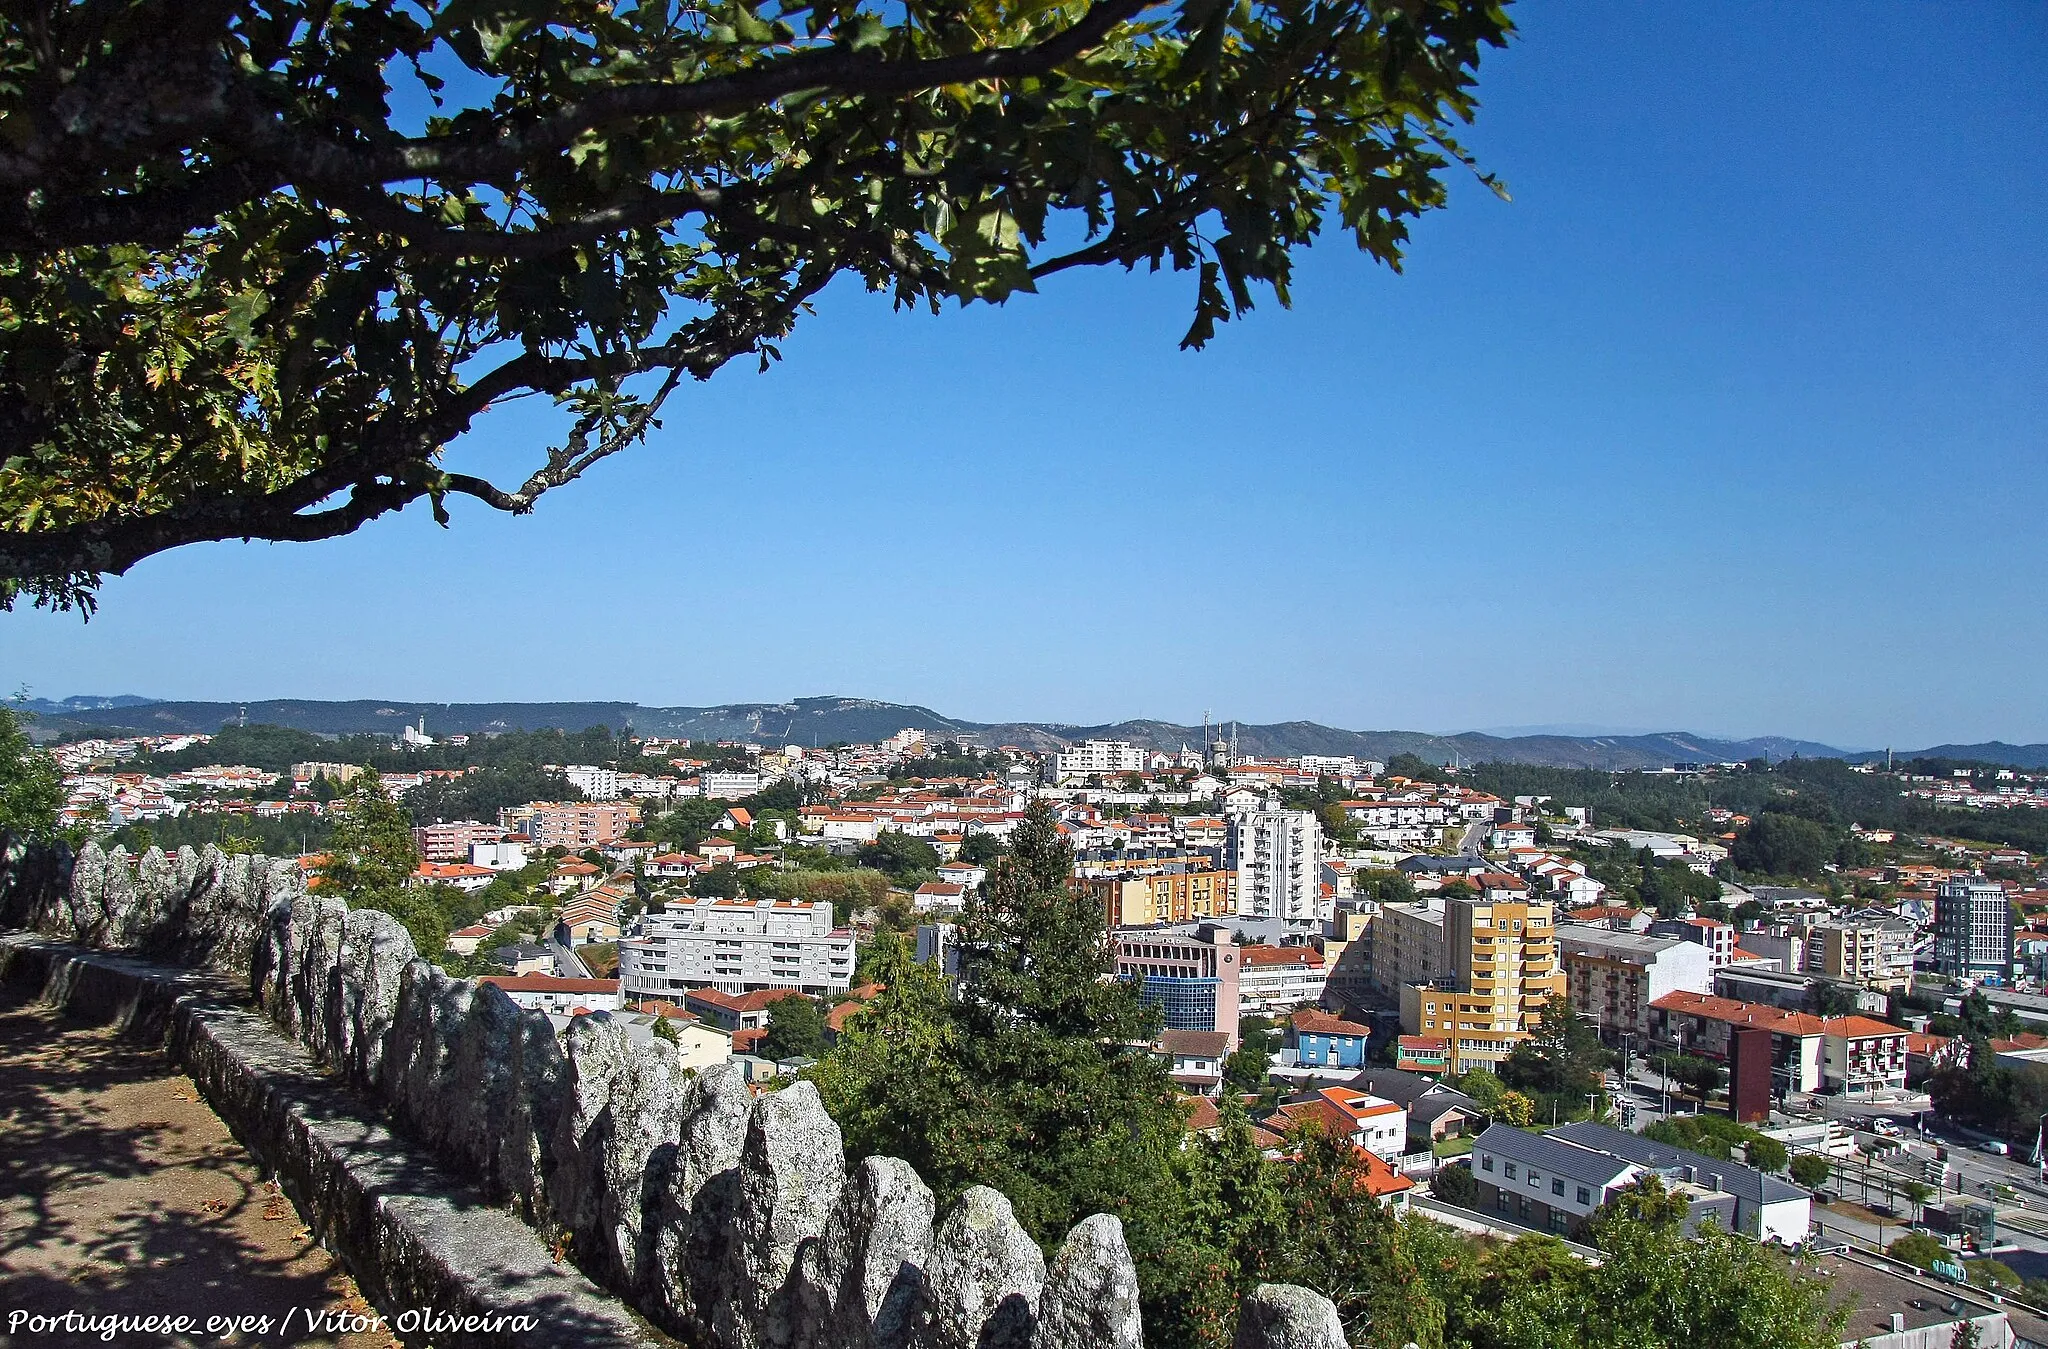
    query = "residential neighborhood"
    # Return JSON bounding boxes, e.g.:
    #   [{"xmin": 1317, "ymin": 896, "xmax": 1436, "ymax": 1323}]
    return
[{"xmin": 32, "ymin": 713, "xmax": 2048, "ymax": 1348}]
